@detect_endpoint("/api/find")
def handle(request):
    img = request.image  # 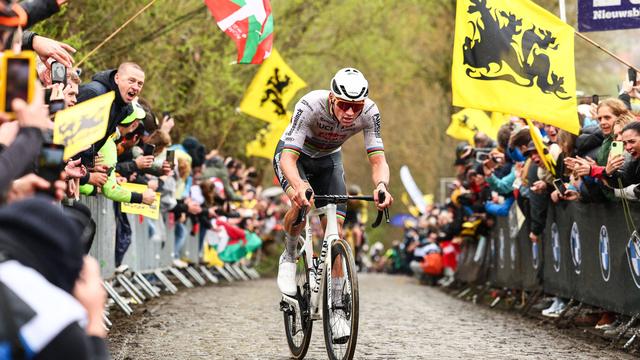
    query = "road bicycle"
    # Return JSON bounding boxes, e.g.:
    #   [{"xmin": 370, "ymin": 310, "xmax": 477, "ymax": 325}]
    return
[{"xmin": 280, "ymin": 190, "xmax": 389, "ymax": 360}]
